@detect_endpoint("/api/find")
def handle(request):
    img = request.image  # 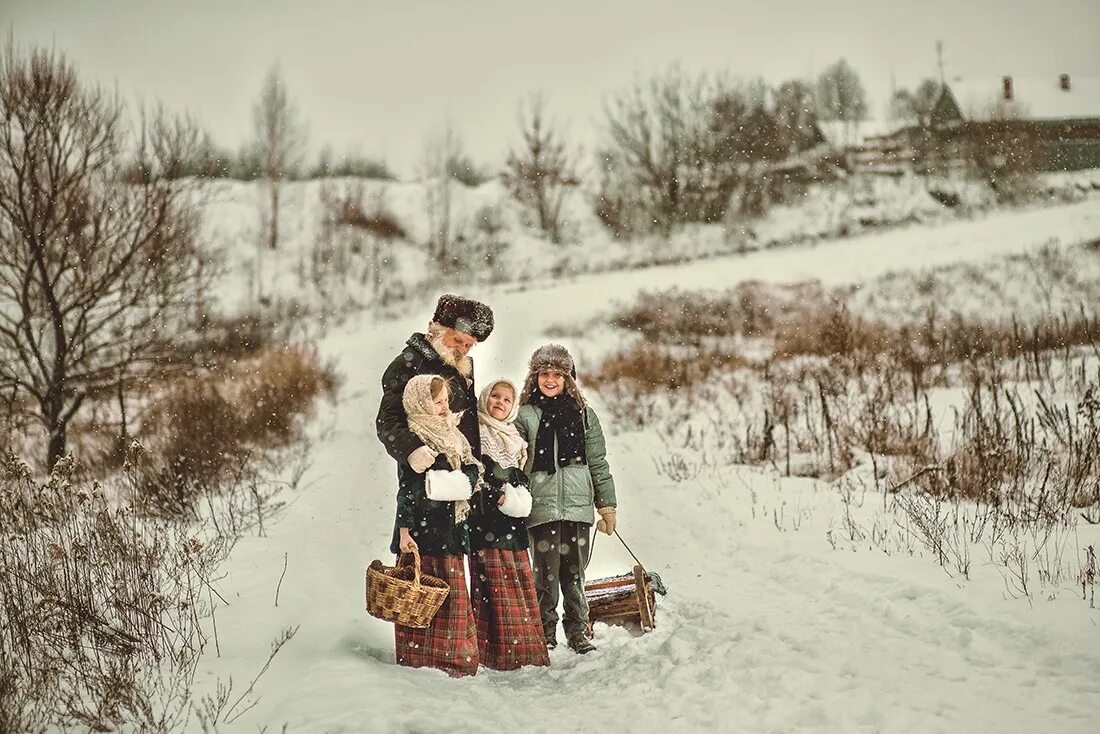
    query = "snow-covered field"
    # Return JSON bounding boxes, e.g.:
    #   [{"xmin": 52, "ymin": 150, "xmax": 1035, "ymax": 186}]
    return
[{"xmin": 193, "ymin": 197, "xmax": 1100, "ymax": 733}]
